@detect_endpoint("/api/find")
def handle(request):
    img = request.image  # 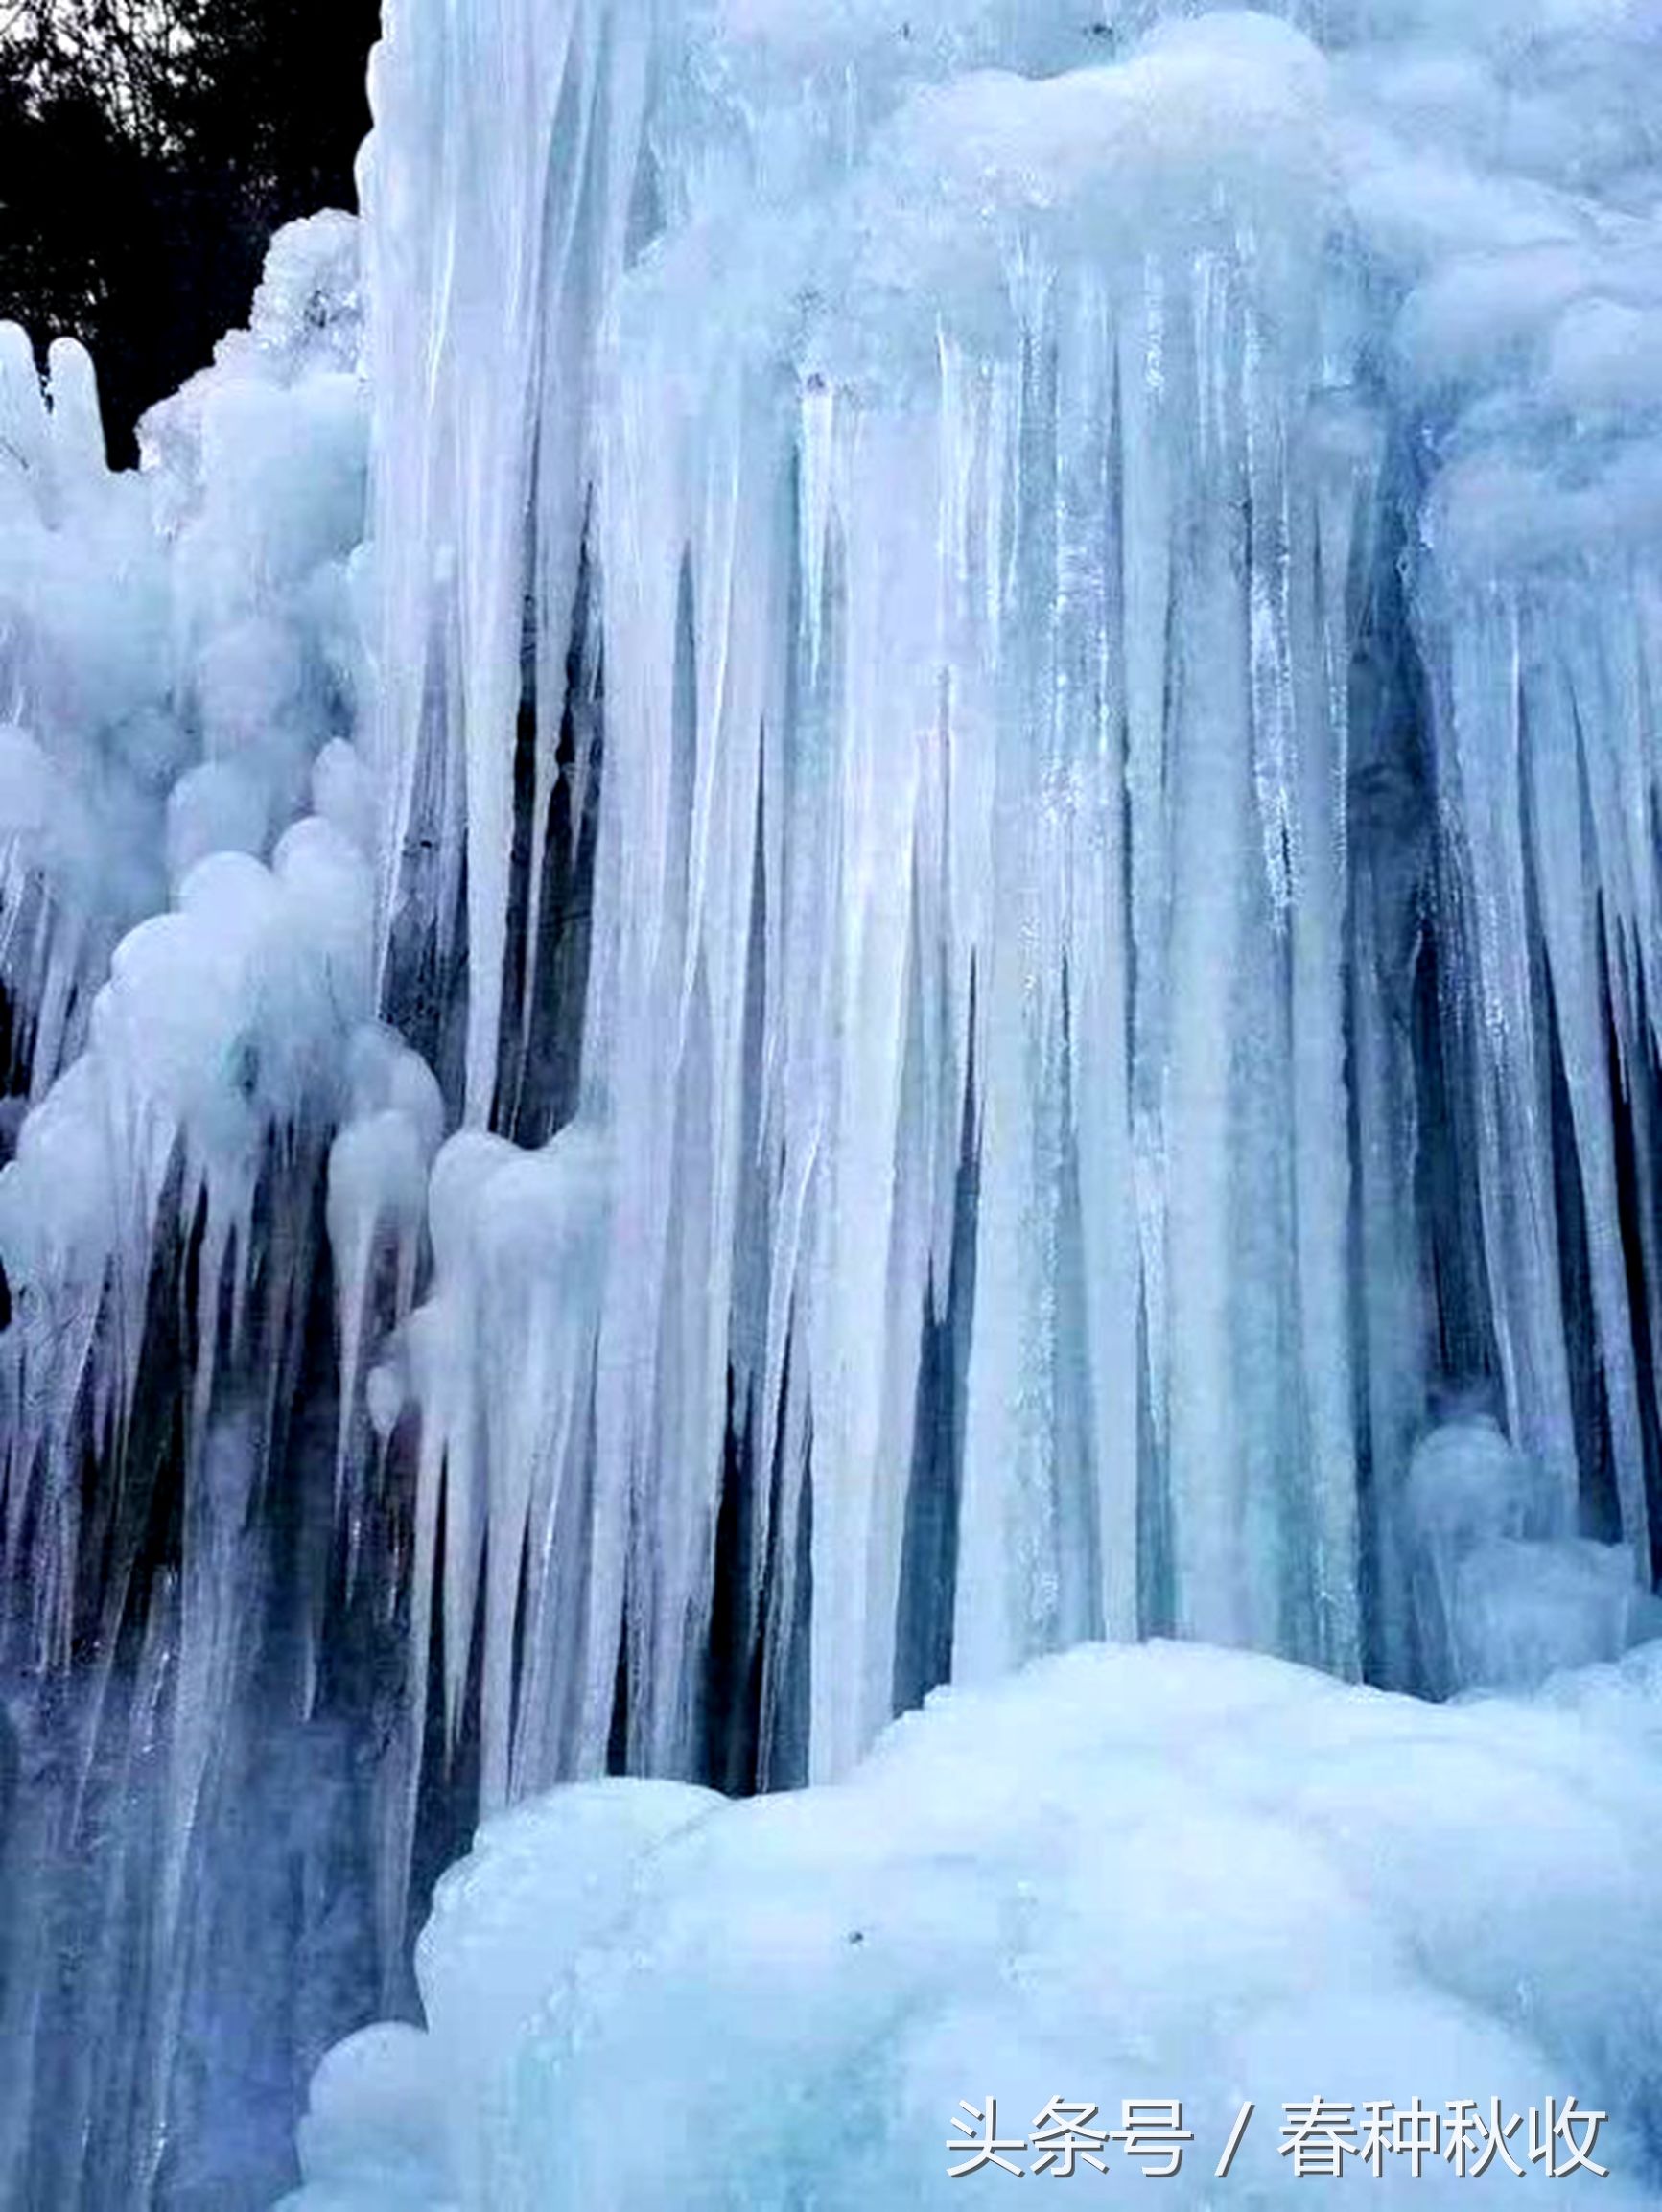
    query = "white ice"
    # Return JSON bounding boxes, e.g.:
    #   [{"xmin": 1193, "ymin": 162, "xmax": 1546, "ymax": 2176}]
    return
[{"xmin": 278, "ymin": 1639, "xmax": 1662, "ymax": 2210}]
